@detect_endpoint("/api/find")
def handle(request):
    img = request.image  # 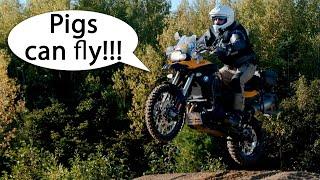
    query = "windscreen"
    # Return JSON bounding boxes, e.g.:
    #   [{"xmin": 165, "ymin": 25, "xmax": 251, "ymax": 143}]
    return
[{"xmin": 175, "ymin": 35, "xmax": 197, "ymax": 55}]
